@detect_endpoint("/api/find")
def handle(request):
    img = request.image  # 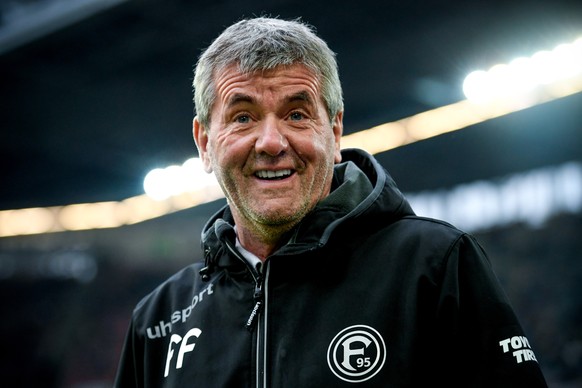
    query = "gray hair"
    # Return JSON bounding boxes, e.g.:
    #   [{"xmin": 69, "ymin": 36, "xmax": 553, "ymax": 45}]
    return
[{"xmin": 193, "ymin": 17, "xmax": 343, "ymax": 128}]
